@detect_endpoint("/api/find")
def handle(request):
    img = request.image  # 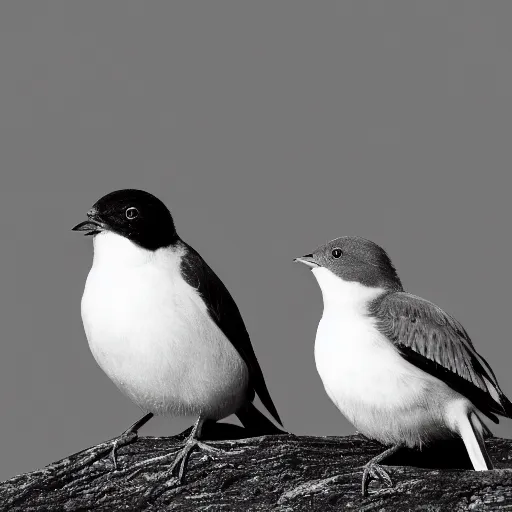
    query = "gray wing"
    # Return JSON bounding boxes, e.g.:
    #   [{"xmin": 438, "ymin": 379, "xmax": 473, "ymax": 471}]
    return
[{"xmin": 371, "ymin": 292, "xmax": 512, "ymax": 422}]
